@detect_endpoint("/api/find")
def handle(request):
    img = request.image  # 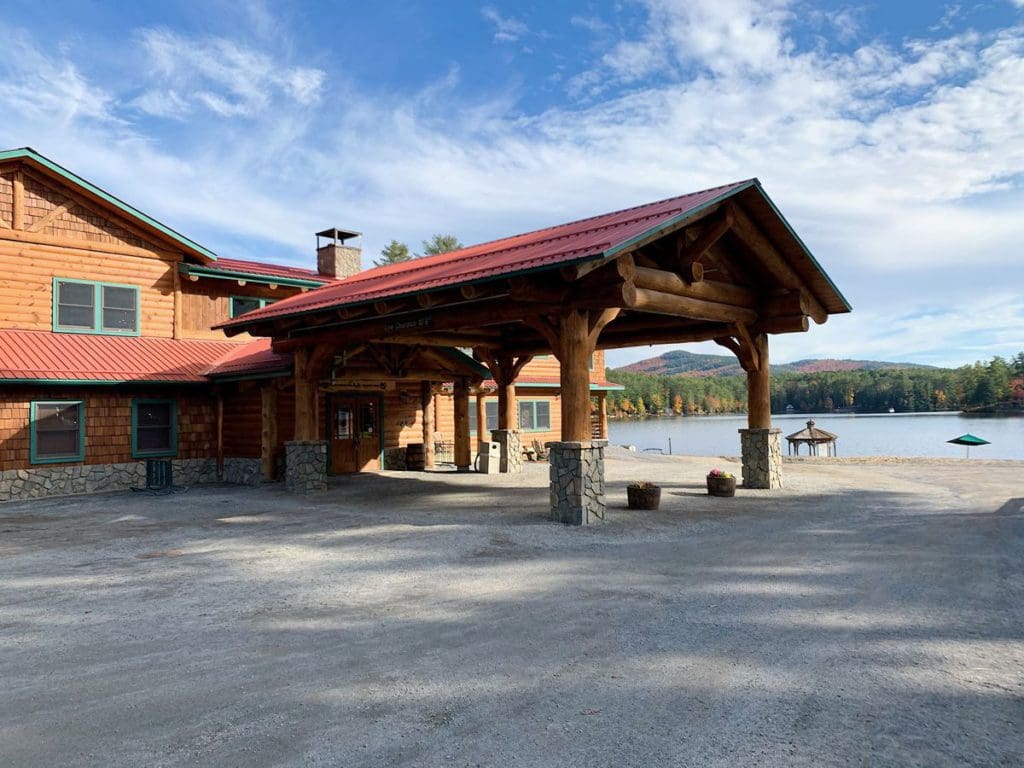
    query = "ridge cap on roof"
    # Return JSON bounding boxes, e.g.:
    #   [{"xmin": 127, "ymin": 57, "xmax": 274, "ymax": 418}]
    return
[{"xmin": 329, "ymin": 179, "xmax": 754, "ymax": 290}]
